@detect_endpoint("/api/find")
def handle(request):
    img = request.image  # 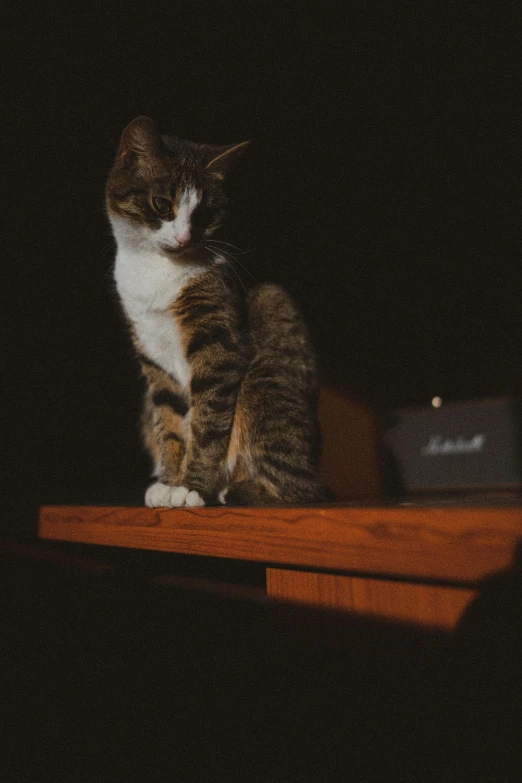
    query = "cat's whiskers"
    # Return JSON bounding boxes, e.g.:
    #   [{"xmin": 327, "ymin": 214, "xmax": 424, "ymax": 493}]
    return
[
  {"xmin": 99, "ymin": 240, "xmax": 117, "ymax": 285},
  {"xmin": 204, "ymin": 245, "xmax": 226, "ymax": 265},
  {"xmin": 100, "ymin": 239, "xmax": 117, "ymax": 258},
  {"xmin": 205, "ymin": 240, "xmax": 258, "ymax": 284},
  {"xmin": 205, "ymin": 239, "xmax": 251, "ymax": 257},
  {"xmin": 226, "ymin": 254, "xmax": 258, "ymax": 283},
  {"xmin": 215, "ymin": 272, "xmax": 230, "ymax": 299},
  {"xmin": 214, "ymin": 253, "xmax": 248, "ymax": 296},
  {"xmin": 204, "ymin": 246, "xmax": 233, "ymax": 299},
  {"xmin": 102, "ymin": 263, "xmax": 116, "ymax": 286}
]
